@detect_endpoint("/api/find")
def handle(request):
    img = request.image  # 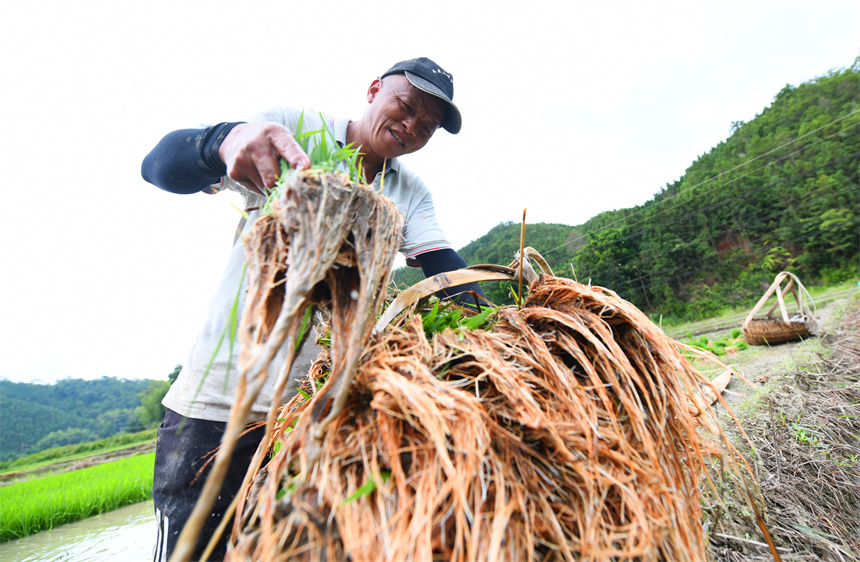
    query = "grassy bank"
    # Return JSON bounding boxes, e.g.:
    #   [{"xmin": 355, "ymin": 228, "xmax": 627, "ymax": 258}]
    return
[
  {"xmin": 0, "ymin": 429, "xmax": 157, "ymax": 475},
  {"xmin": 701, "ymin": 295, "xmax": 860, "ymax": 558},
  {"xmin": 662, "ymin": 281, "xmax": 857, "ymax": 338},
  {"xmin": 0, "ymin": 452, "xmax": 155, "ymax": 542}
]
